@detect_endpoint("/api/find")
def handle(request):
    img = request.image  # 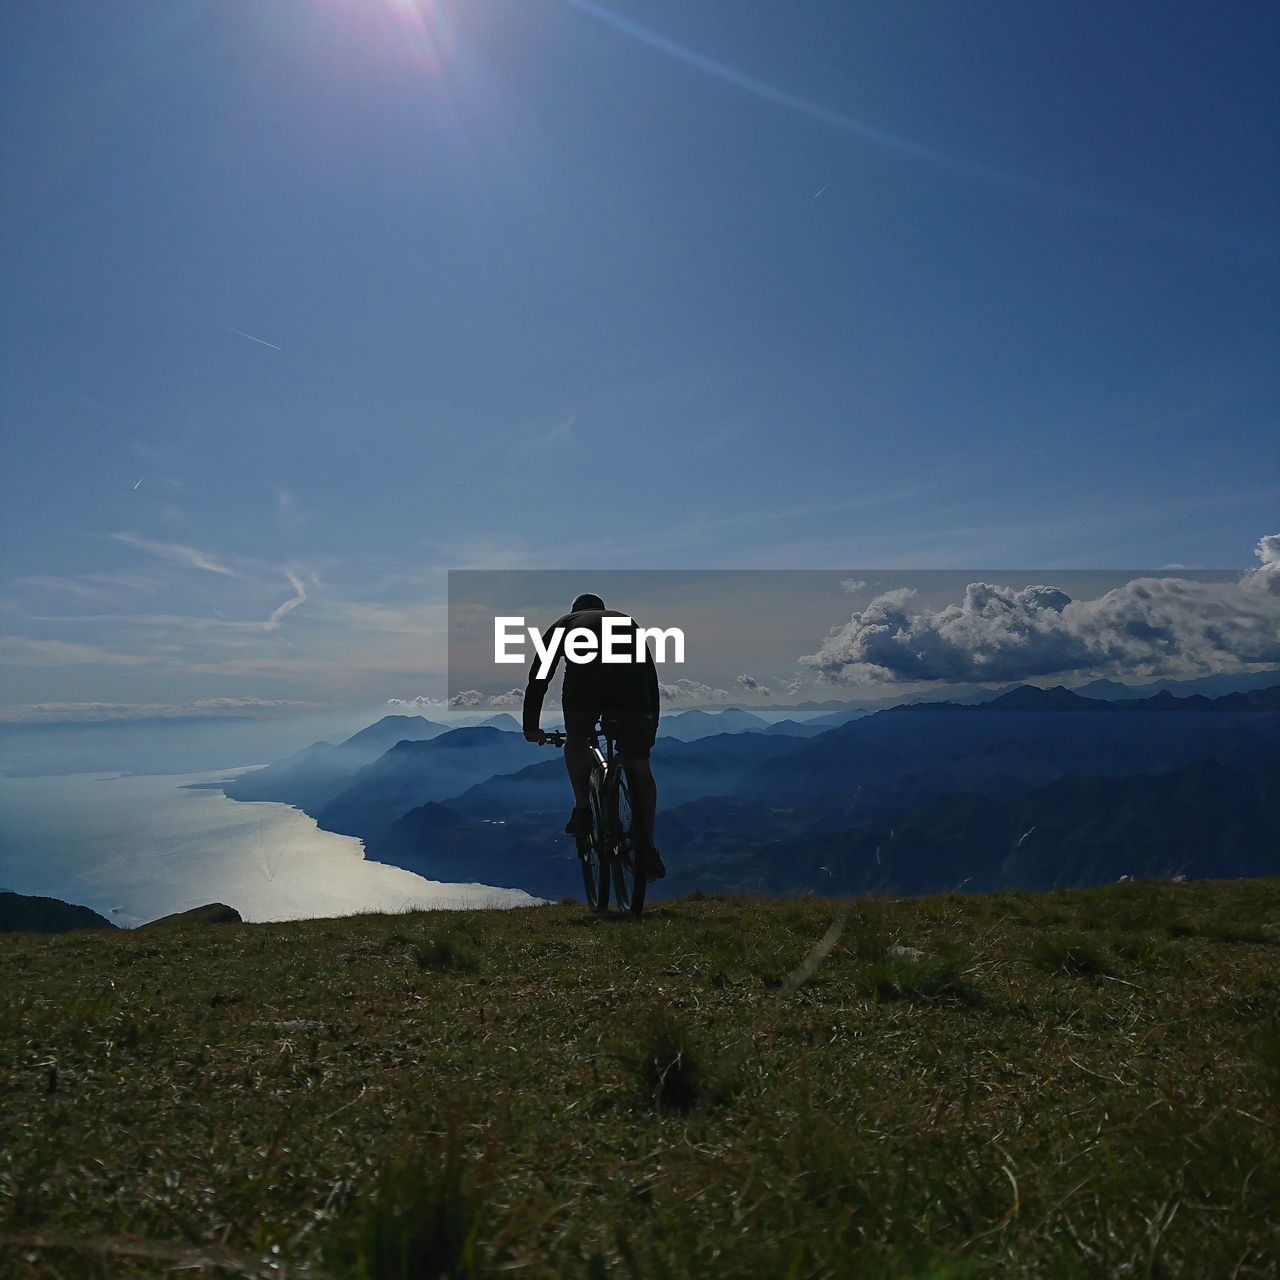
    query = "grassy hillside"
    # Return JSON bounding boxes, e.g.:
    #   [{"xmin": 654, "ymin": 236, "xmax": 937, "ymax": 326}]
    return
[
  {"xmin": 0, "ymin": 891, "xmax": 115, "ymax": 935},
  {"xmin": 2, "ymin": 878, "xmax": 1278, "ymax": 1278}
]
